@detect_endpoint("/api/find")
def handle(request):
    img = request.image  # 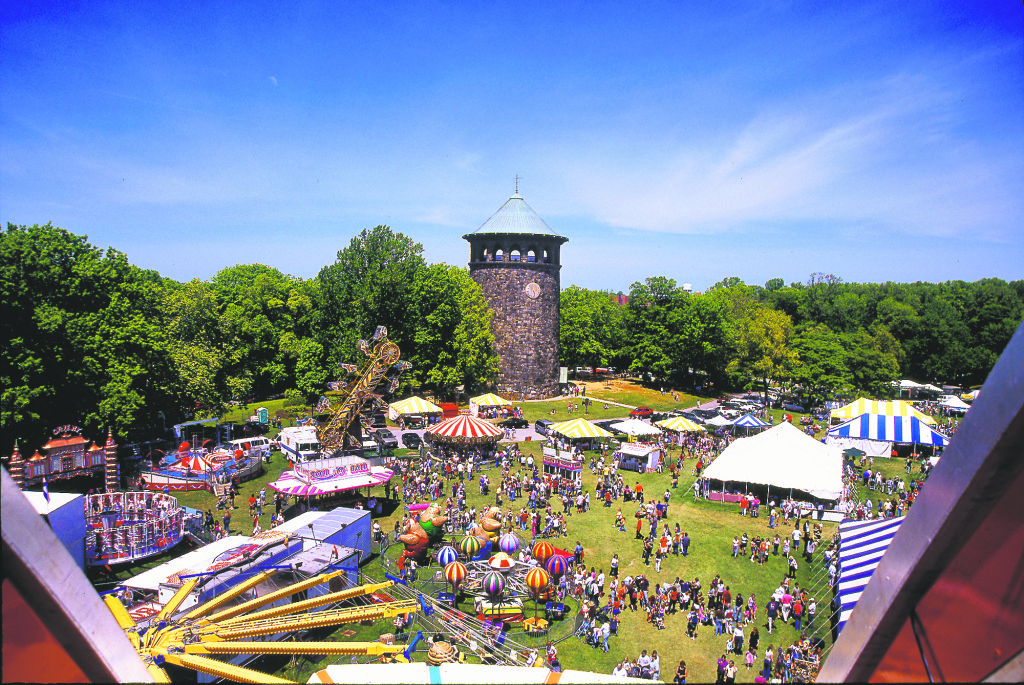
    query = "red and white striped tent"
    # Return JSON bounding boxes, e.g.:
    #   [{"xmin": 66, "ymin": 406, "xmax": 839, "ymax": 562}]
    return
[
  {"xmin": 426, "ymin": 414, "xmax": 503, "ymax": 443},
  {"xmin": 175, "ymin": 453, "xmax": 215, "ymax": 472}
]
